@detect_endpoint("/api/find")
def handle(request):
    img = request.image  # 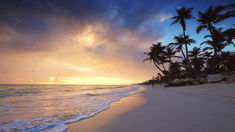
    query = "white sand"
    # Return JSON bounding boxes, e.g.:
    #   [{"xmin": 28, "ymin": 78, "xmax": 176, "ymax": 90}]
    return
[{"xmin": 68, "ymin": 83, "xmax": 235, "ymax": 132}]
